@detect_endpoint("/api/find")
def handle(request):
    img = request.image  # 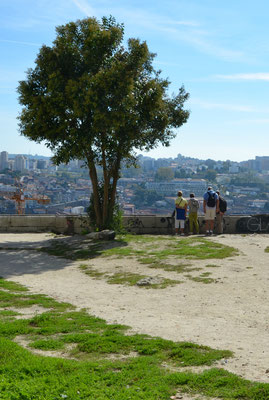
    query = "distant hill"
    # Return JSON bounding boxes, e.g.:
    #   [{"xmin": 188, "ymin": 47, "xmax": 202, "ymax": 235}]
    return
[{"xmin": 8, "ymin": 154, "xmax": 51, "ymax": 160}]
